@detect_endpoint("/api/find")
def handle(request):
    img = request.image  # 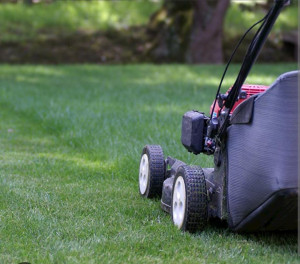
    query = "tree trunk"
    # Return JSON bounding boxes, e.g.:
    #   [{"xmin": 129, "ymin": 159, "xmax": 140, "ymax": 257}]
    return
[
  {"xmin": 147, "ymin": 0, "xmax": 230, "ymax": 64},
  {"xmin": 186, "ymin": 0, "xmax": 230, "ymax": 63},
  {"xmin": 23, "ymin": 0, "xmax": 33, "ymax": 5}
]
